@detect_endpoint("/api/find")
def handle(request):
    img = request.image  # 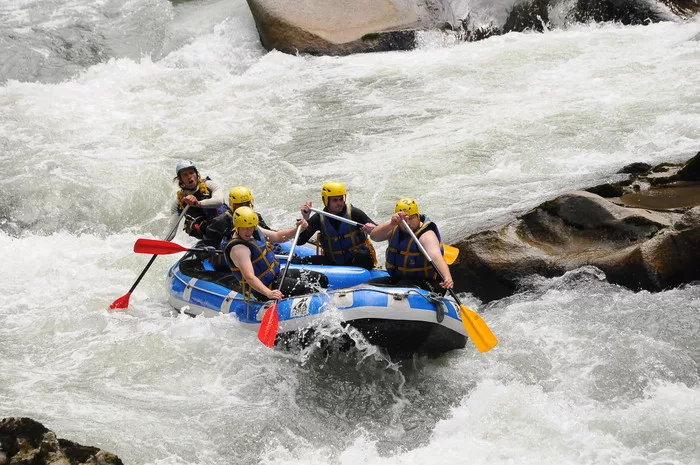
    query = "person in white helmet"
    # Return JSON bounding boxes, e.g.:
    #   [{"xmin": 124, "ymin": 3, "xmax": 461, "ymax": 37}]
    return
[{"xmin": 164, "ymin": 160, "xmax": 227, "ymax": 240}]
